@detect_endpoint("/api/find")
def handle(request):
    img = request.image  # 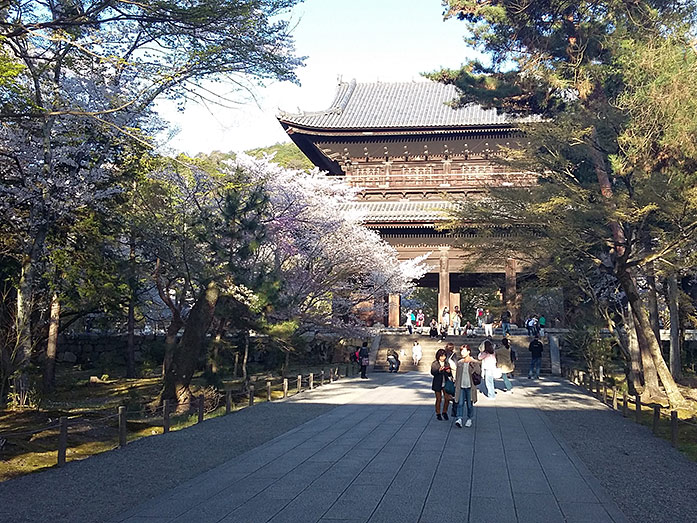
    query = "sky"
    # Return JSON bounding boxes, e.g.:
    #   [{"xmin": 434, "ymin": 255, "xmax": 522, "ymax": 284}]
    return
[{"xmin": 156, "ymin": 0, "xmax": 479, "ymax": 155}]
